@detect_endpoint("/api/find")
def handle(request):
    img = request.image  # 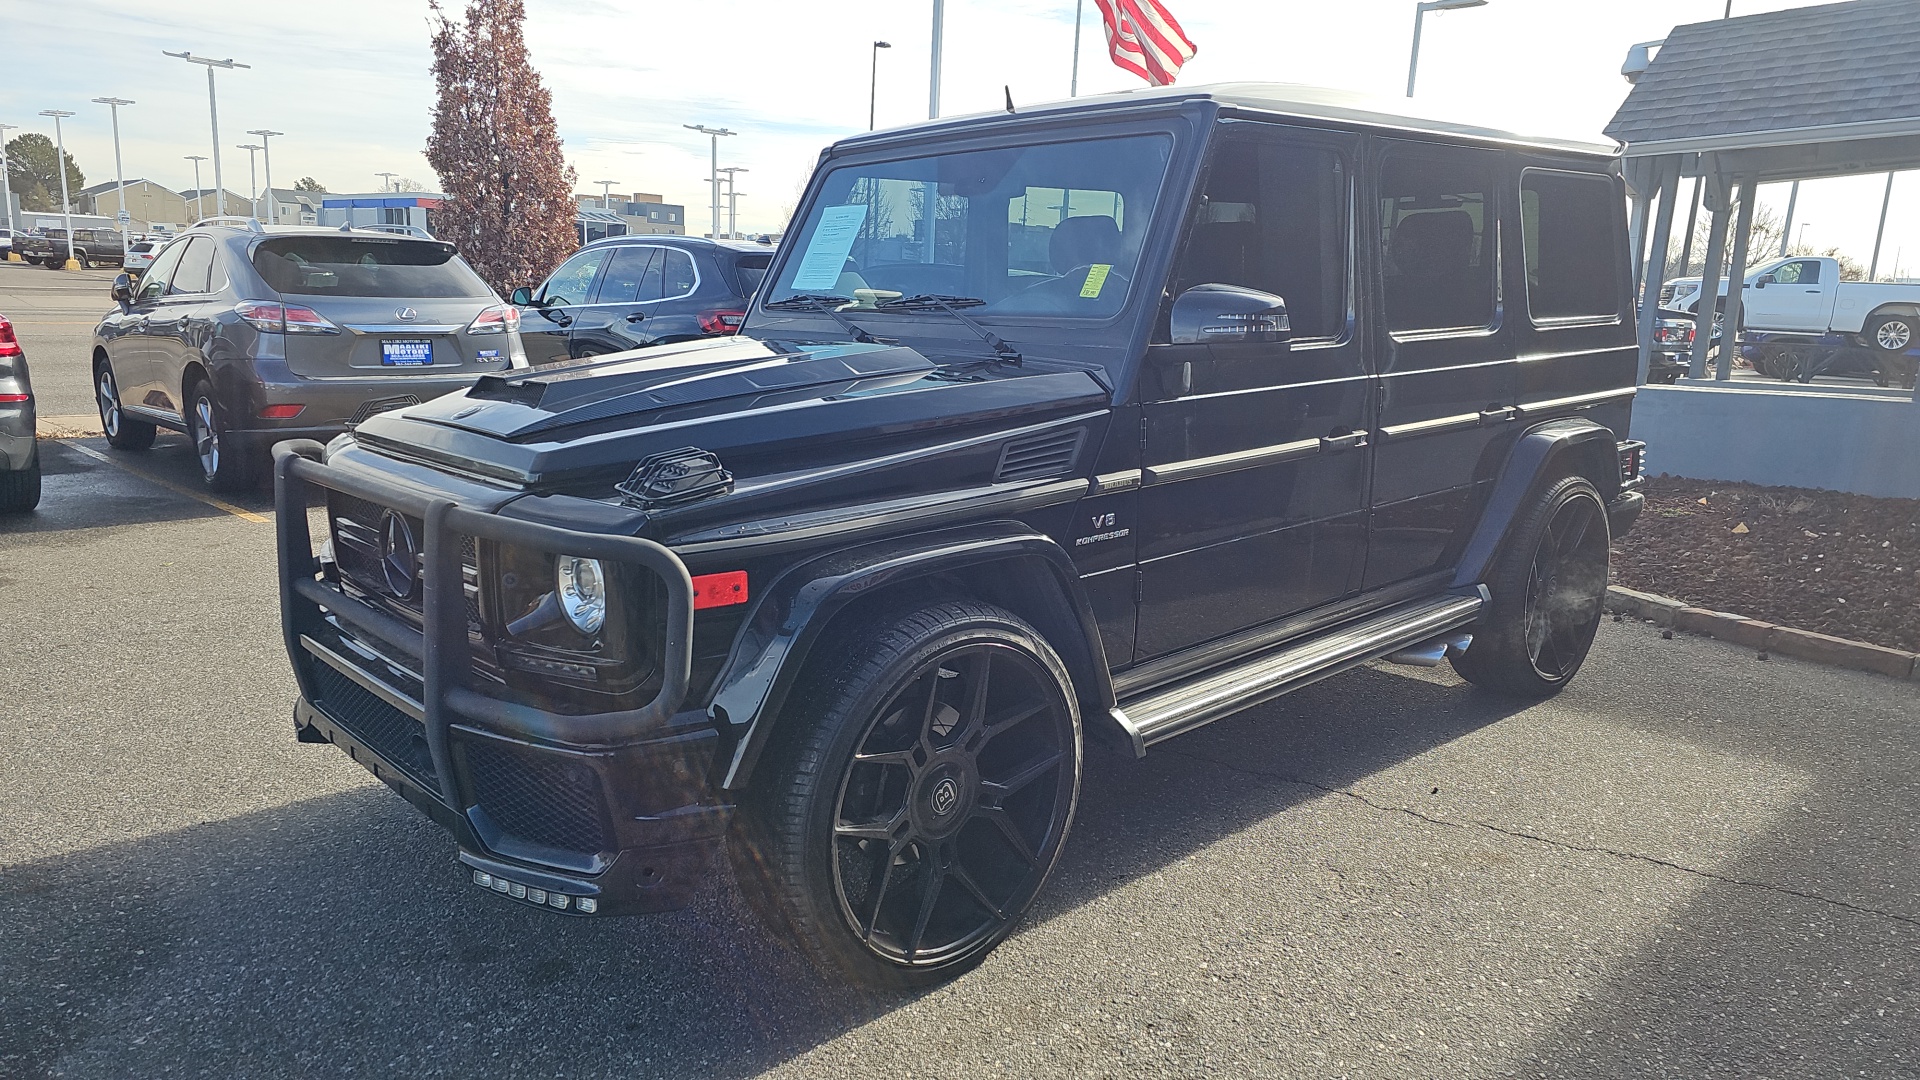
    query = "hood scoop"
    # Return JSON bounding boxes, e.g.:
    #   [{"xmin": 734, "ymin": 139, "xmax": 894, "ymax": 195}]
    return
[{"xmin": 423, "ymin": 337, "xmax": 937, "ymax": 441}]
